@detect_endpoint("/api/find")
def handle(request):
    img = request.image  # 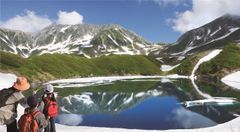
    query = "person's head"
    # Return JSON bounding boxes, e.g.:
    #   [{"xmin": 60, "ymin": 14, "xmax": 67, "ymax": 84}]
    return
[
  {"xmin": 27, "ymin": 95, "xmax": 38, "ymax": 108},
  {"xmin": 43, "ymin": 84, "xmax": 54, "ymax": 95},
  {"xmin": 12, "ymin": 76, "xmax": 30, "ymax": 91}
]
